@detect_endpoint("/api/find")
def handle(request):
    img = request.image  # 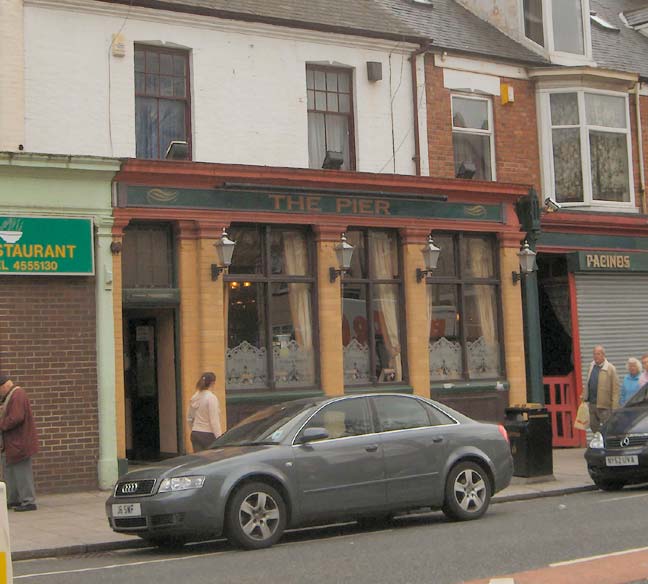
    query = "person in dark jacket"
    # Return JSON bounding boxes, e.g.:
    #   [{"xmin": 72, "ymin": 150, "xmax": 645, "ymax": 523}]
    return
[{"xmin": 0, "ymin": 374, "xmax": 39, "ymax": 511}]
